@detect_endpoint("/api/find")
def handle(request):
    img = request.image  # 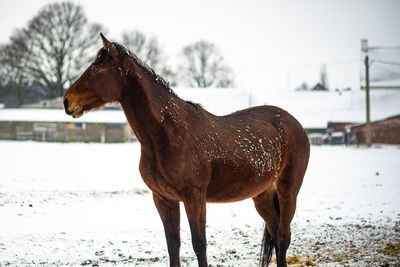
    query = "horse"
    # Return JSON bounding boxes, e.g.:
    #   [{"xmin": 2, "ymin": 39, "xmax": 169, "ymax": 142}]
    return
[{"xmin": 63, "ymin": 33, "xmax": 310, "ymax": 267}]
